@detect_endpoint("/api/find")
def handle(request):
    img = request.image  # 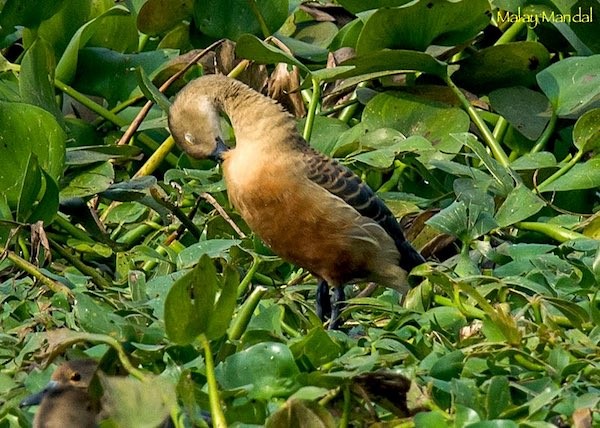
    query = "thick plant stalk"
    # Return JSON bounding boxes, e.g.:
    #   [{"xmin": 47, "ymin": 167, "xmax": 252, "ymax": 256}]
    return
[{"xmin": 199, "ymin": 334, "xmax": 227, "ymax": 428}]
